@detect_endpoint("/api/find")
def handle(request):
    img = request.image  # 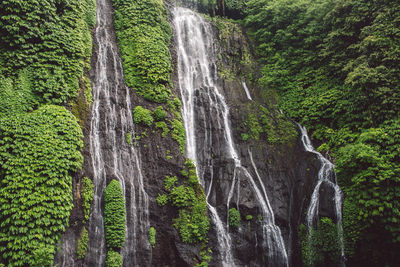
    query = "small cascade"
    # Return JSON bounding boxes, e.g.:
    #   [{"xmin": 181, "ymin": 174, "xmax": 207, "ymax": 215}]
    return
[
  {"xmin": 174, "ymin": 7, "xmax": 288, "ymax": 266},
  {"xmin": 242, "ymin": 81, "xmax": 253, "ymax": 100},
  {"xmin": 297, "ymin": 124, "xmax": 345, "ymax": 264},
  {"xmin": 84, "ymin": 0, "xmax": 150, "ymax": 266}
]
